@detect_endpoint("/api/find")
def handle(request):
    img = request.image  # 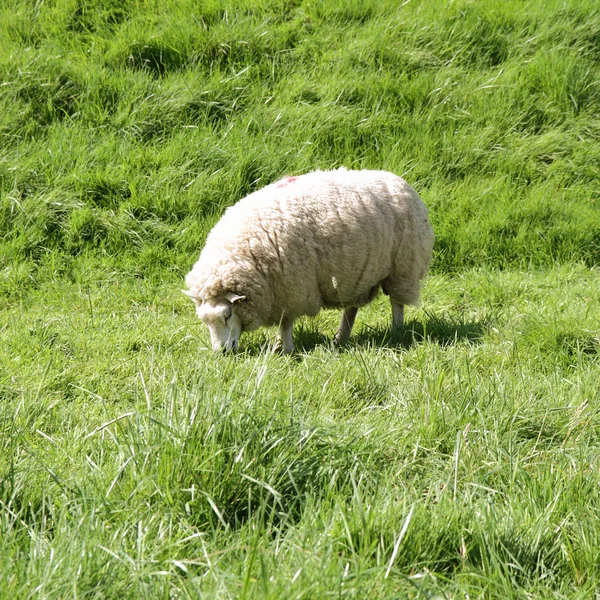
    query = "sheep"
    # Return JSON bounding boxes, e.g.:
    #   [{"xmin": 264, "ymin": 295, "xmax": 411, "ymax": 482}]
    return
[{"xmin": 184, "ymin": 168, "xmax": 434, "ymax": 353}]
